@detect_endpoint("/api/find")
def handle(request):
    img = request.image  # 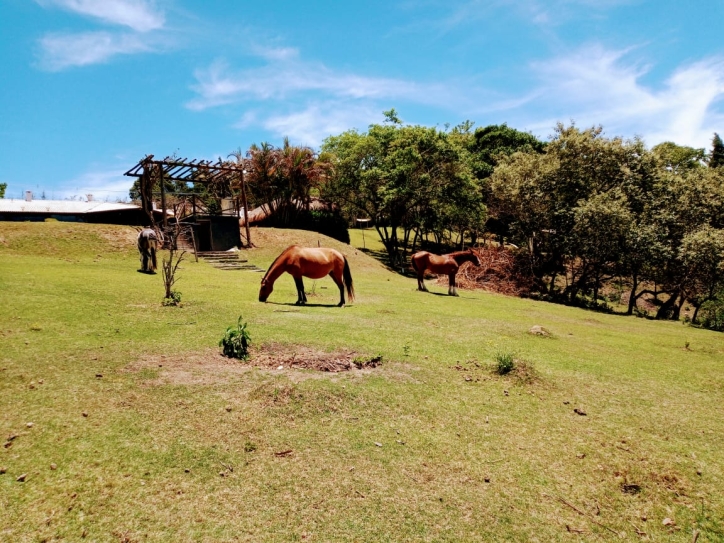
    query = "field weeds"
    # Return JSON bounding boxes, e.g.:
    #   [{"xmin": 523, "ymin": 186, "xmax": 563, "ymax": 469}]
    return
[{"xmin": 1, "ymin": 222, "xmax": 723, "ymax": 542}]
